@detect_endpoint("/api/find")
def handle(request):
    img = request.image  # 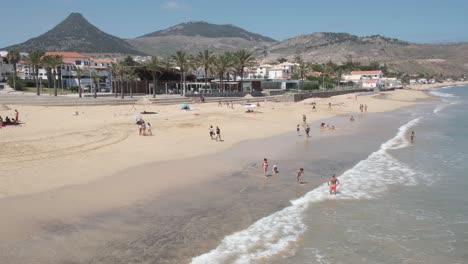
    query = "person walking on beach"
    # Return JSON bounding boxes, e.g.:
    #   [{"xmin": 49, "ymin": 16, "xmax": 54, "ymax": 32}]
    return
[
  {"xmin": 262, "ymin": 158, "xmax": 269, "ymax": 177},
  {"xmin": 305, "ymin": 124, "xmax": 311, "ymax": 137},
  {"xmin": 137, "ymin": 119, "xmax": 143, "ymax": 135},
  {"xmin": 410, "ymin": 131, "xmax": 415, "ymax": 144},
  {"xmin": 328, "ymin": 174, "xmax": 339, "ymax": 195},
  {"xmin": 14, "ymin": 109, "xmax": 19, "ymax": 122},
  {"xmin": 218, "ymin": 100, "xmax": 222, "ymax": 107},
  {"xmin": 297, "ymin": 124, "xmax": 301, "ymax": 136},
  {"xmin": 209, "ymin": 125, "xmax": 214, "ymax": 139},
  {"xmin": 146, "ymin": 122, "xmax": 152, "ymax": 136},
  {"xmin": 364, "ymin": 104, "xmax": 368, "ymax": 112},
  {"xmin": 328, "ymin": 102, "xmax": 332, "ymax": 110},
  {"xmin": 302, "ymin": 114, "xmax": 307, "ymax": 123},
  {"xmin": 216, "ymin": 126, "xmax": 221, "ymax": 141},
  {"xmin": 141, "ymin": 121, "xmax": 147, "ymax": 136},
  {"xmin": 297, "ymin": 168, "xmax": 304, "ymax": 183}
]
